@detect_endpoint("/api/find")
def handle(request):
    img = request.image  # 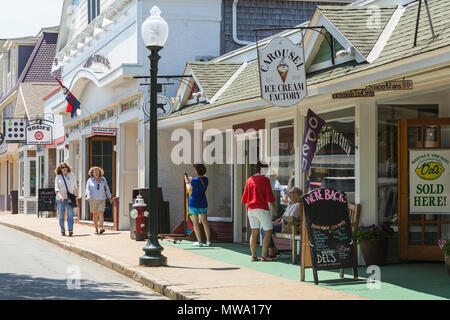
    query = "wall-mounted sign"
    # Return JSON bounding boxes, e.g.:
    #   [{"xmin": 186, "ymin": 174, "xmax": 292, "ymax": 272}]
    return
[
  {"xmin": 26, "ymin": 123, "xmax": 53, "ymax": 145},
  {"xmin": 157, "ymin": 95, "xmax": 173, "ymax": 120},
  {"xmin": 332, "ymin": 89, "xmax": 375, "ymax": 99},
  {"xmin": 258, "ymin": 36, "xmax": 307, "ymax": 108},
  {"xmin": 4, "ymin": 119, "xmax": 27, "ymax": 143},
  {"xmin": 409, "ymin": 149, "xmax": 450, "ymax": 214},
  {"xmin": 366, "ymin": 79, "xmax": 413, "ymax": 92},
  {"xmin": 92, "ymin": 127, "xmax": 117, "ymax": 137},
  {"xmin": 83, "ymin": 54, "xmax": 111, "ymax": 71}
]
